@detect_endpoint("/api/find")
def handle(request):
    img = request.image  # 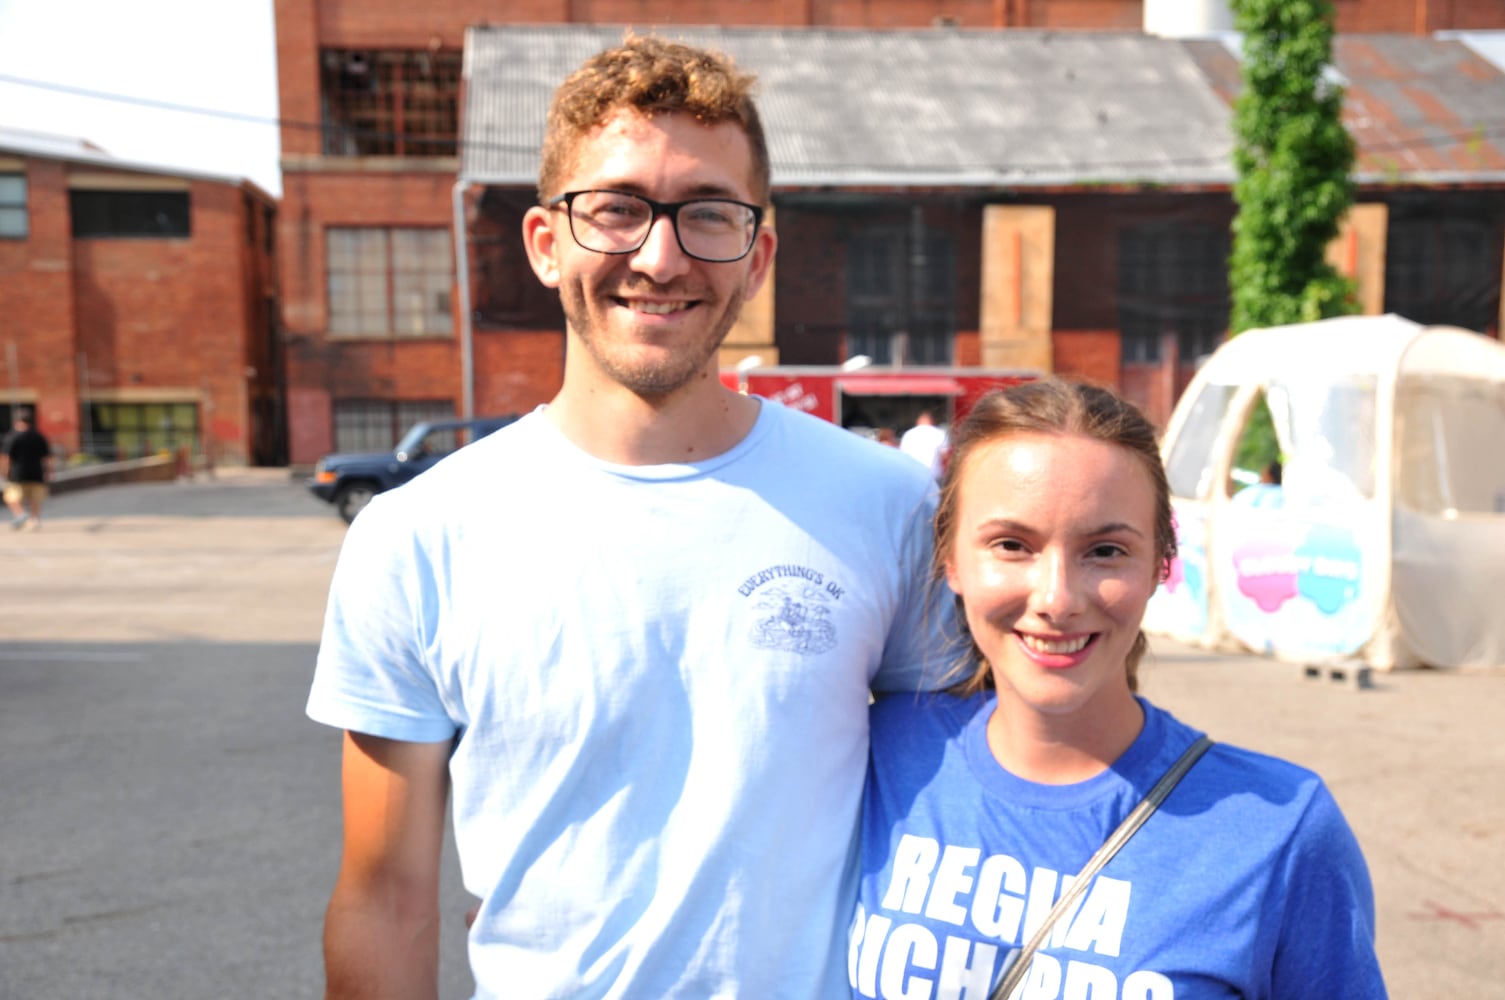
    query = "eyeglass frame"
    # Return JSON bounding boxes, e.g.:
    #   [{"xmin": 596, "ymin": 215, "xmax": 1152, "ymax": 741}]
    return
[{"xmin": 545, "ymin": 189, "xmax": 766, "ymax": 263}]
